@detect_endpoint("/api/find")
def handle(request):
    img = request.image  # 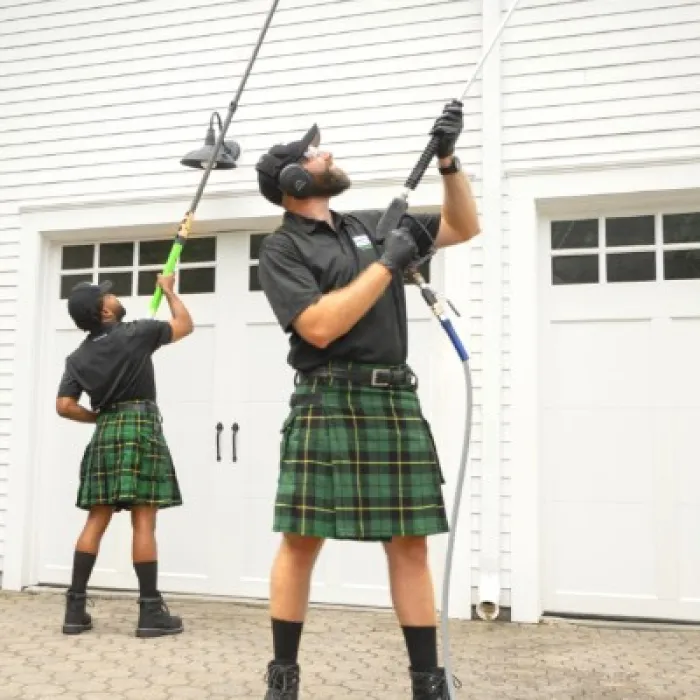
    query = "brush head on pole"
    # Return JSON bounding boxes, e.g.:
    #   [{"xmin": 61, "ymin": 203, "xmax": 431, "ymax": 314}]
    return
[{"xmin": 181, "ymin": 112, "xmax": 242, "ymax": 170}]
